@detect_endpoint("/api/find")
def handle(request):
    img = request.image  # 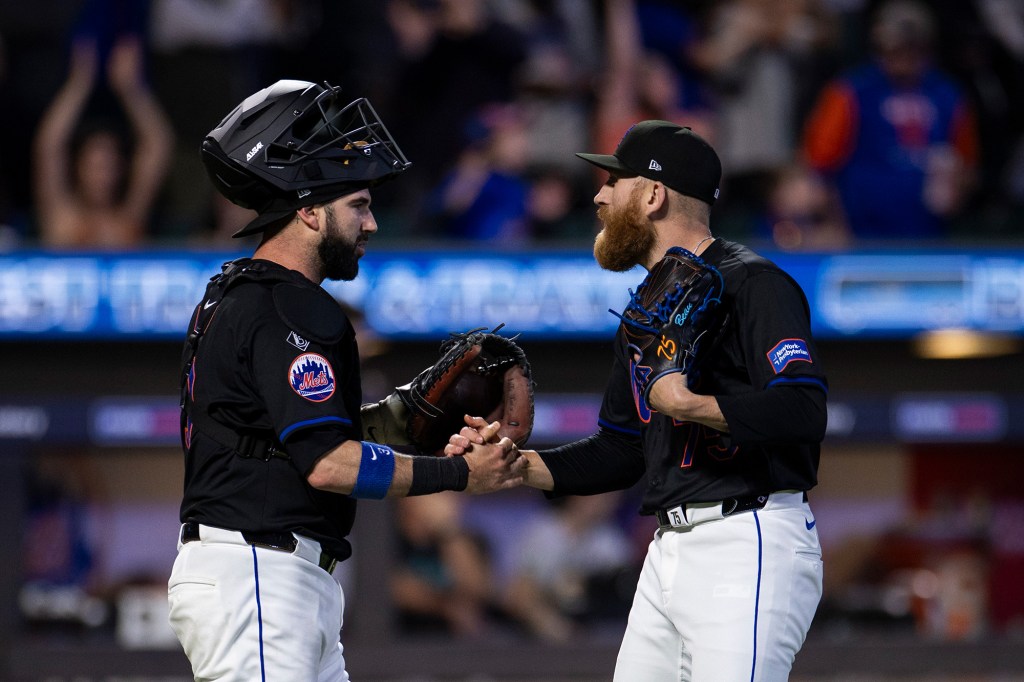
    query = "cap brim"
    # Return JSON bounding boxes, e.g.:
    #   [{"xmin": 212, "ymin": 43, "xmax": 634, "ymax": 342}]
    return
[
  {"xmin": 232, "ymin": 208, "xmax": 295, "ymax": 238},
  {"xmin": 575, "ymin": 152, "xmax": 635, "ymax": 176},
  {"xmin": 230, "ymin": 183, "xmax": 365, "ymax": 238}
]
